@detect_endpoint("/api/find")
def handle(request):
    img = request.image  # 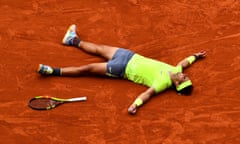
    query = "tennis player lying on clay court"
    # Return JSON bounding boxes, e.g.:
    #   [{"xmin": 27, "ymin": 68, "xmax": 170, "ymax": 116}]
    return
[{"xmin": 38, "ymin": 24, "xmax": 206, "ymax": 115}]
